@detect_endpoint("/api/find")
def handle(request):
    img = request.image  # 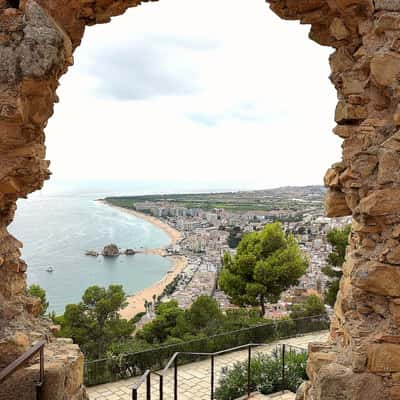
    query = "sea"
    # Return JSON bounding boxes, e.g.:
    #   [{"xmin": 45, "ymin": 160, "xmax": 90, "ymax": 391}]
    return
[{"xmin": 9, "ymin": 179, "xmax": 245, "ymax": 315}]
